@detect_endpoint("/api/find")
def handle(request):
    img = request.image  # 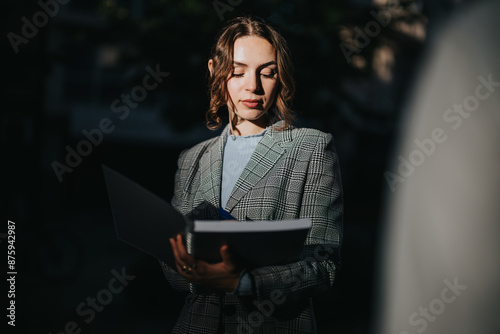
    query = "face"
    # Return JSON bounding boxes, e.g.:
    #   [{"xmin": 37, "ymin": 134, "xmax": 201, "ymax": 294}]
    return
[{"xmin": 226, "ymin": 36, "xmax": 278, "ymax": 130}]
